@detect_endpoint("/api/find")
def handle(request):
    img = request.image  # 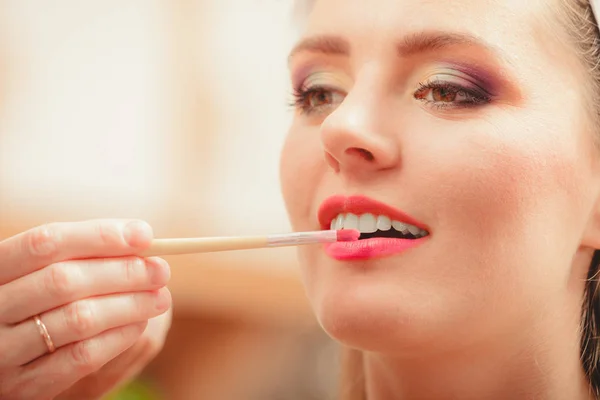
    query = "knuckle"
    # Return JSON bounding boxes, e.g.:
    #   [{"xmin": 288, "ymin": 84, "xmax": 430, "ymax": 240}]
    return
[
  {"xmin": 25, "ymin": 224, "xmax": 61, "ymax": 258},
  {"xmin": 130, "ymin": 293, "xmax": 147, "ymax": 316},
  {"xmin": 69, "ymin": 340, "xmax": 98, "ymax": 374},
  {"xmin": 45, "ymin": 263, "xmax": 78, "ymax": 299},
  {"xmin": 124, "ymin": 257, "xmax": 145, "ymax": 283},
  {"xmin": 65, "ymin": 300, "xmax": 94, "ymax": 336},
  {"xmin": 94, "ymin": 221, "xmax": 122, "ymax": 247}
]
